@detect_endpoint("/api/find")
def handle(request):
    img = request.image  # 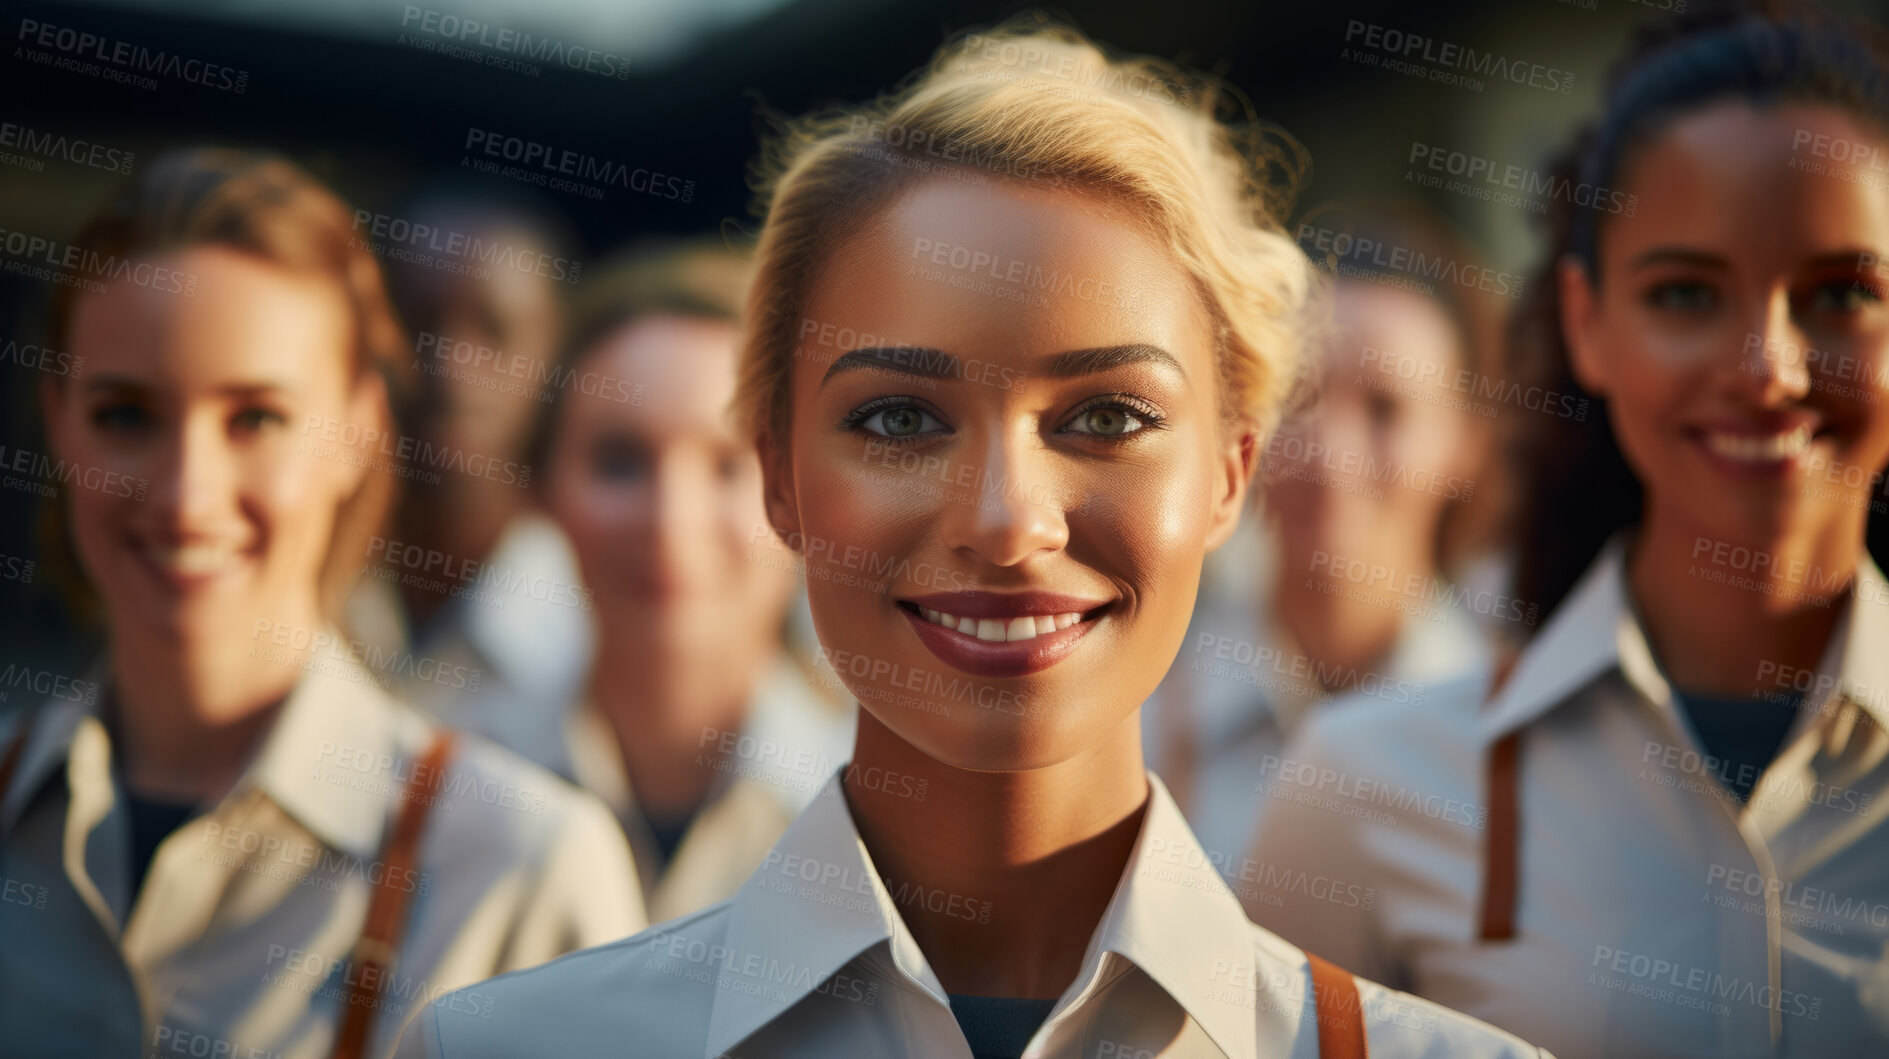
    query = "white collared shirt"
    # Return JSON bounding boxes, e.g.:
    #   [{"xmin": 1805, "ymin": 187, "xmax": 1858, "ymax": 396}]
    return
[
  {"xmin": 1144, "ymin": 590, "xmax": 1491, "ymax": 870},
  {"xmin": 352, "ymin": 511, "xmax": 596, "ymax": 773},
  {"xmin": 1249, "ymin": 538, "xmax": 1889, "ymax": 1057},
  {"xmin": 560, "ymin": 657, "xmax": 855, "ymax": 922},
  {"xmin": 0, "ymin": 649, "xmax": 645, "ymax": 1059},
  {"xmin": 399, "ymin": 769, "xmax": 1548, "ymax": 1058}
]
